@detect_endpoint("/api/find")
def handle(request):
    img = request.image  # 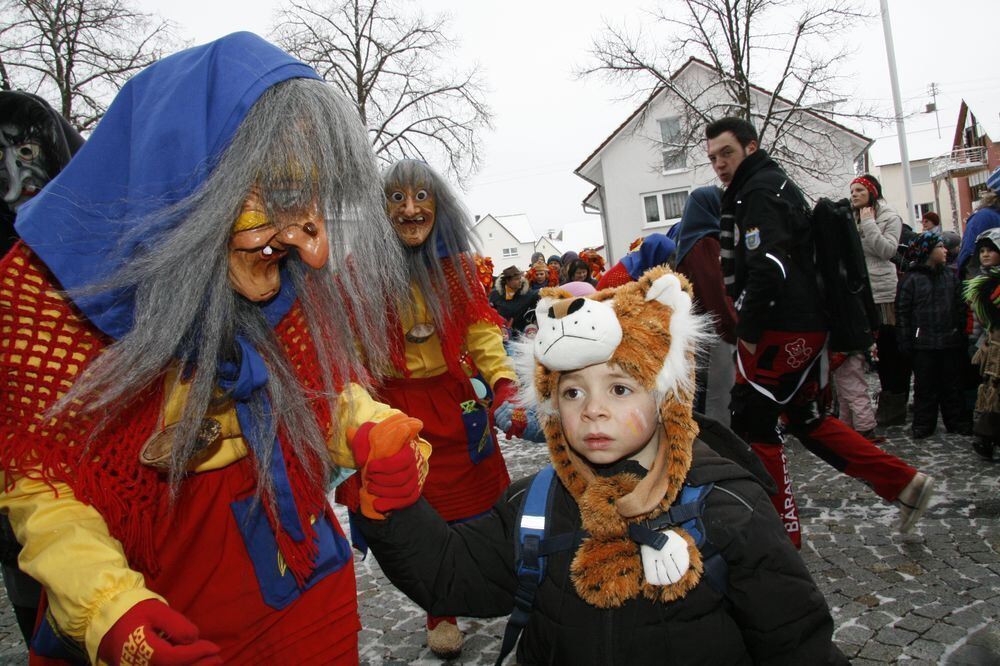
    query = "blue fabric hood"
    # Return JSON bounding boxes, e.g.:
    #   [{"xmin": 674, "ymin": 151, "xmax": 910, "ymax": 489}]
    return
[
  {"xmin": 14, "ymin": 32, "xmax": 321, "ymax": 339},
  {"xmin": 674, "ymin": 186, "xmax": 722, "ymax": 267}
]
